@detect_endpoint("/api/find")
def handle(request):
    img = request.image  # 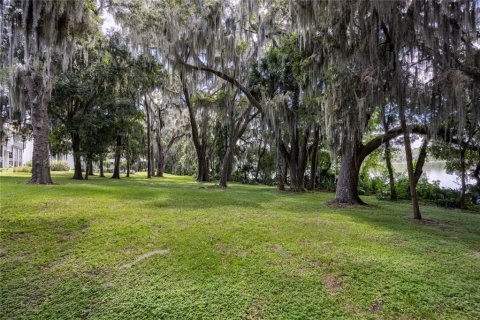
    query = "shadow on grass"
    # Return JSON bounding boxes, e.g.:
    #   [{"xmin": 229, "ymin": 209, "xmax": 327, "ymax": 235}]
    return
[{"xmin": 2, "ymin": 173, "xmax": 479, "ymax": 250}]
